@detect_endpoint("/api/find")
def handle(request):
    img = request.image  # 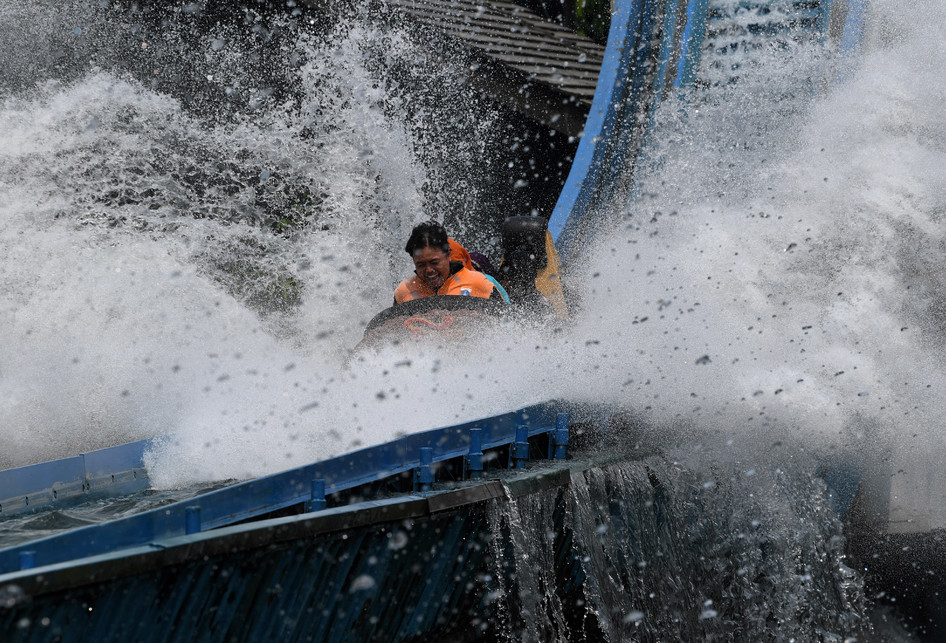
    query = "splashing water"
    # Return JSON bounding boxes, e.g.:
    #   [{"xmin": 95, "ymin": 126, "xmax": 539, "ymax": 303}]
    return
[
  {"xmin": 2, "ymin": 0, "xmax": 945, "ymax": 508},
  {"xmin": 488, "ymin": 451, "xmax": 866, "ymax": 640},
  {"xmin": 559, "ymin": 0, "xmax": 946, "ymax": 473},
  {"xmin": 0, "ymin": 1, "xmax": 511, "ymax": 482},
  {"xmin": 1, "ymin": 1, "xmax": 943, "ymax": 638}
]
